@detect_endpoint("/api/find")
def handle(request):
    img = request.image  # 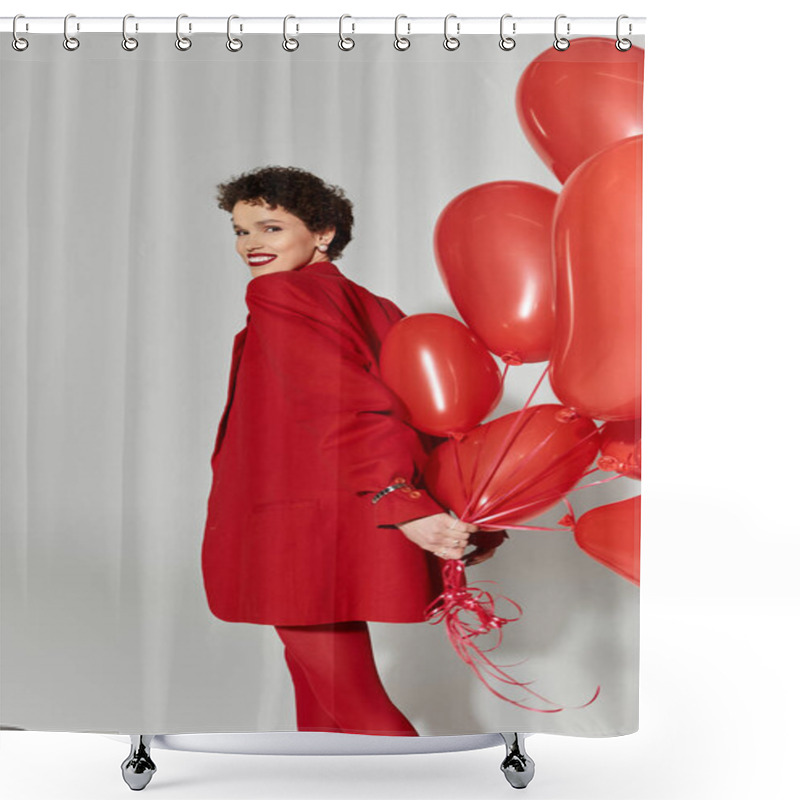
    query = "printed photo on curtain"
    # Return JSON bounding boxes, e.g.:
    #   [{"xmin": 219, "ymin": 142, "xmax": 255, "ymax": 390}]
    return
[{"xmin": 1, "ymin": 26, "xmax": 643, "ymax": 743}]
